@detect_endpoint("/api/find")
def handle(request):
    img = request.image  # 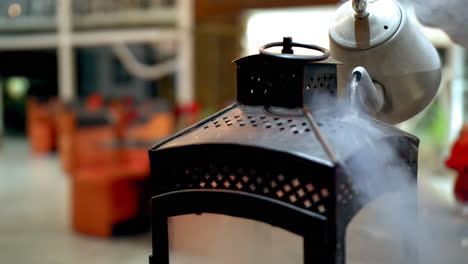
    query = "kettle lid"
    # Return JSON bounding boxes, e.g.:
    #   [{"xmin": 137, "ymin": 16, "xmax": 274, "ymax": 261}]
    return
[{"xmin": 329, "ymin": 0, "xmax": 402, "ymax": 49}]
